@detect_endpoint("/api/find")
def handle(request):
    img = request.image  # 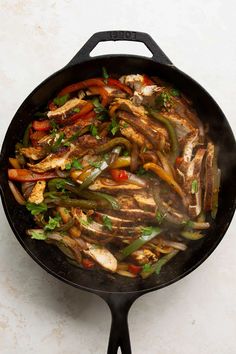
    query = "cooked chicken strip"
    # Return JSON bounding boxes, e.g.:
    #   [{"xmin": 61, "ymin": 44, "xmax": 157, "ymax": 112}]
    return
[
  {"xmin": 20, "ymin": 146, "xmax": 47, "ymax": 160},
  {"xmin": 84, "ymin": 243, "xmax": 117, "ymax": 272},
  {"xmin": 47, "ymin": 98, "xmax": 87, "ymax": 119},
  {"xmin": 28, "ymin": 181, "xmax": 46, "ymax": 204},
  {"xmin": 28, "ymin": 144, "xmax": 78, "ymax": 172}
]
